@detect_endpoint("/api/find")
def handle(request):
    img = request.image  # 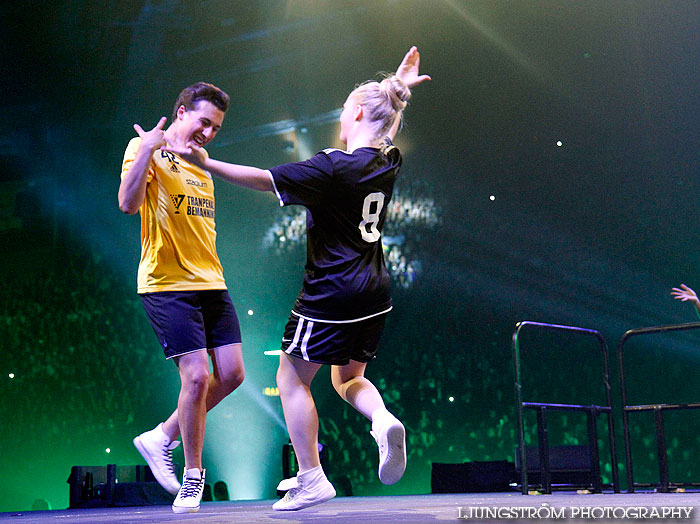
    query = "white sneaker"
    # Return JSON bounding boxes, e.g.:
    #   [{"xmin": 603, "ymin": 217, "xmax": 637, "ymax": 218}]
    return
[
  {"xmin": 133, "ymin": 423, "xmax": 181, "ymax": 495},
  {"xmin": 272, "ymin": 466, "xmax": 336, "ymax": 511},
  {"xmin": 371, "ymin": 410, "xmax": 406, "ymax": 485},
  {"xmin": 172, "ymin": 468, "xmax": 206, "ymax": 514}
]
